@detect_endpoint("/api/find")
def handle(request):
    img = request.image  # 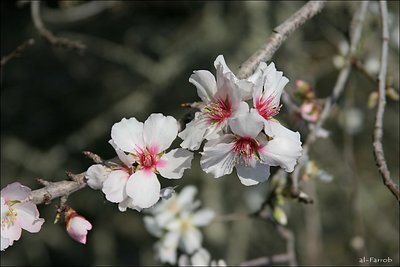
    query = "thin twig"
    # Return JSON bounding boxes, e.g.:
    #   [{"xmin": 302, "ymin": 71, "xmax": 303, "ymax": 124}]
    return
[
  {"xmin": 372, "ymin": 1, "xmax": 400, "ymax": 202},
  {"xmin": 290, "ymin": 1, "xmax": 370, "ymax": 195},
  {"xmin": 30, "ymin": 1, "xmax": 85, "ymax": 51},
  {"xmin": 0, "ymin": 38, "xmax": 35, "ymax": 67},
  {"xmin": 237, "ymin": 1, "xmax": 327, "ymax": 79}
]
